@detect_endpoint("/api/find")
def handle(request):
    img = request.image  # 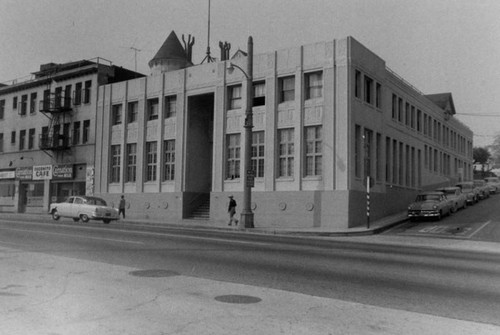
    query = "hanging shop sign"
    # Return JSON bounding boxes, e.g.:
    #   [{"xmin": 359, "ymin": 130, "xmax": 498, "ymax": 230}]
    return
[
  {"xmin": 0, "ymin": 171, "xmax": 16, "ymax": 179},
  {"xmin": 33, "ymin": 165, "xmax": 53, "ymax": 180},
  {"xmin": 15, "ymin": 167, "xmax": 33, "ymax": 180},
  {"xmin": 53, "ymin": 164, "xmax": 74, "ymax": 180}
]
